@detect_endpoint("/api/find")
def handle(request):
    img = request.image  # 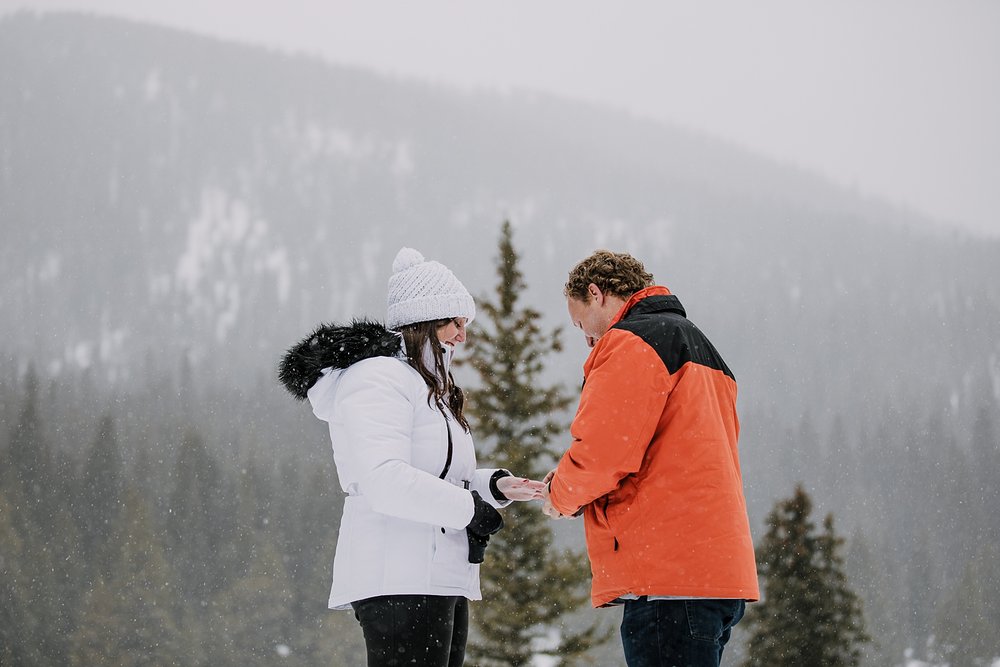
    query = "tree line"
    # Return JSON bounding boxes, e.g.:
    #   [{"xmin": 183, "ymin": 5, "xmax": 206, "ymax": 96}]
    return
[
  {"xmin": 0, "ymin": 365, "xmax": 366, "ymax": 665},
  {"xmin": 2, "ymin": 223, "xmax": 998, "ymax": 666}
]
